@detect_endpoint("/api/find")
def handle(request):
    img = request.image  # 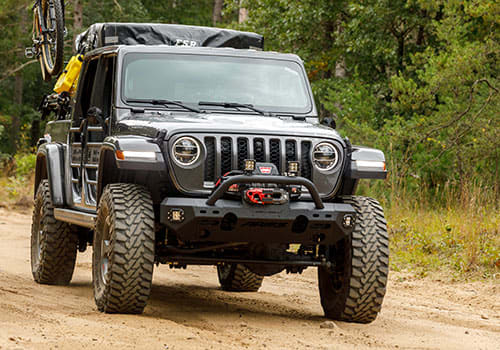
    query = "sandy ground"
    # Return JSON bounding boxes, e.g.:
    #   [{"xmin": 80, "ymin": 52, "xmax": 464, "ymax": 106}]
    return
[{"xmin": 0, "ymin": 208, "xmax": 498, "ymax": 350}]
